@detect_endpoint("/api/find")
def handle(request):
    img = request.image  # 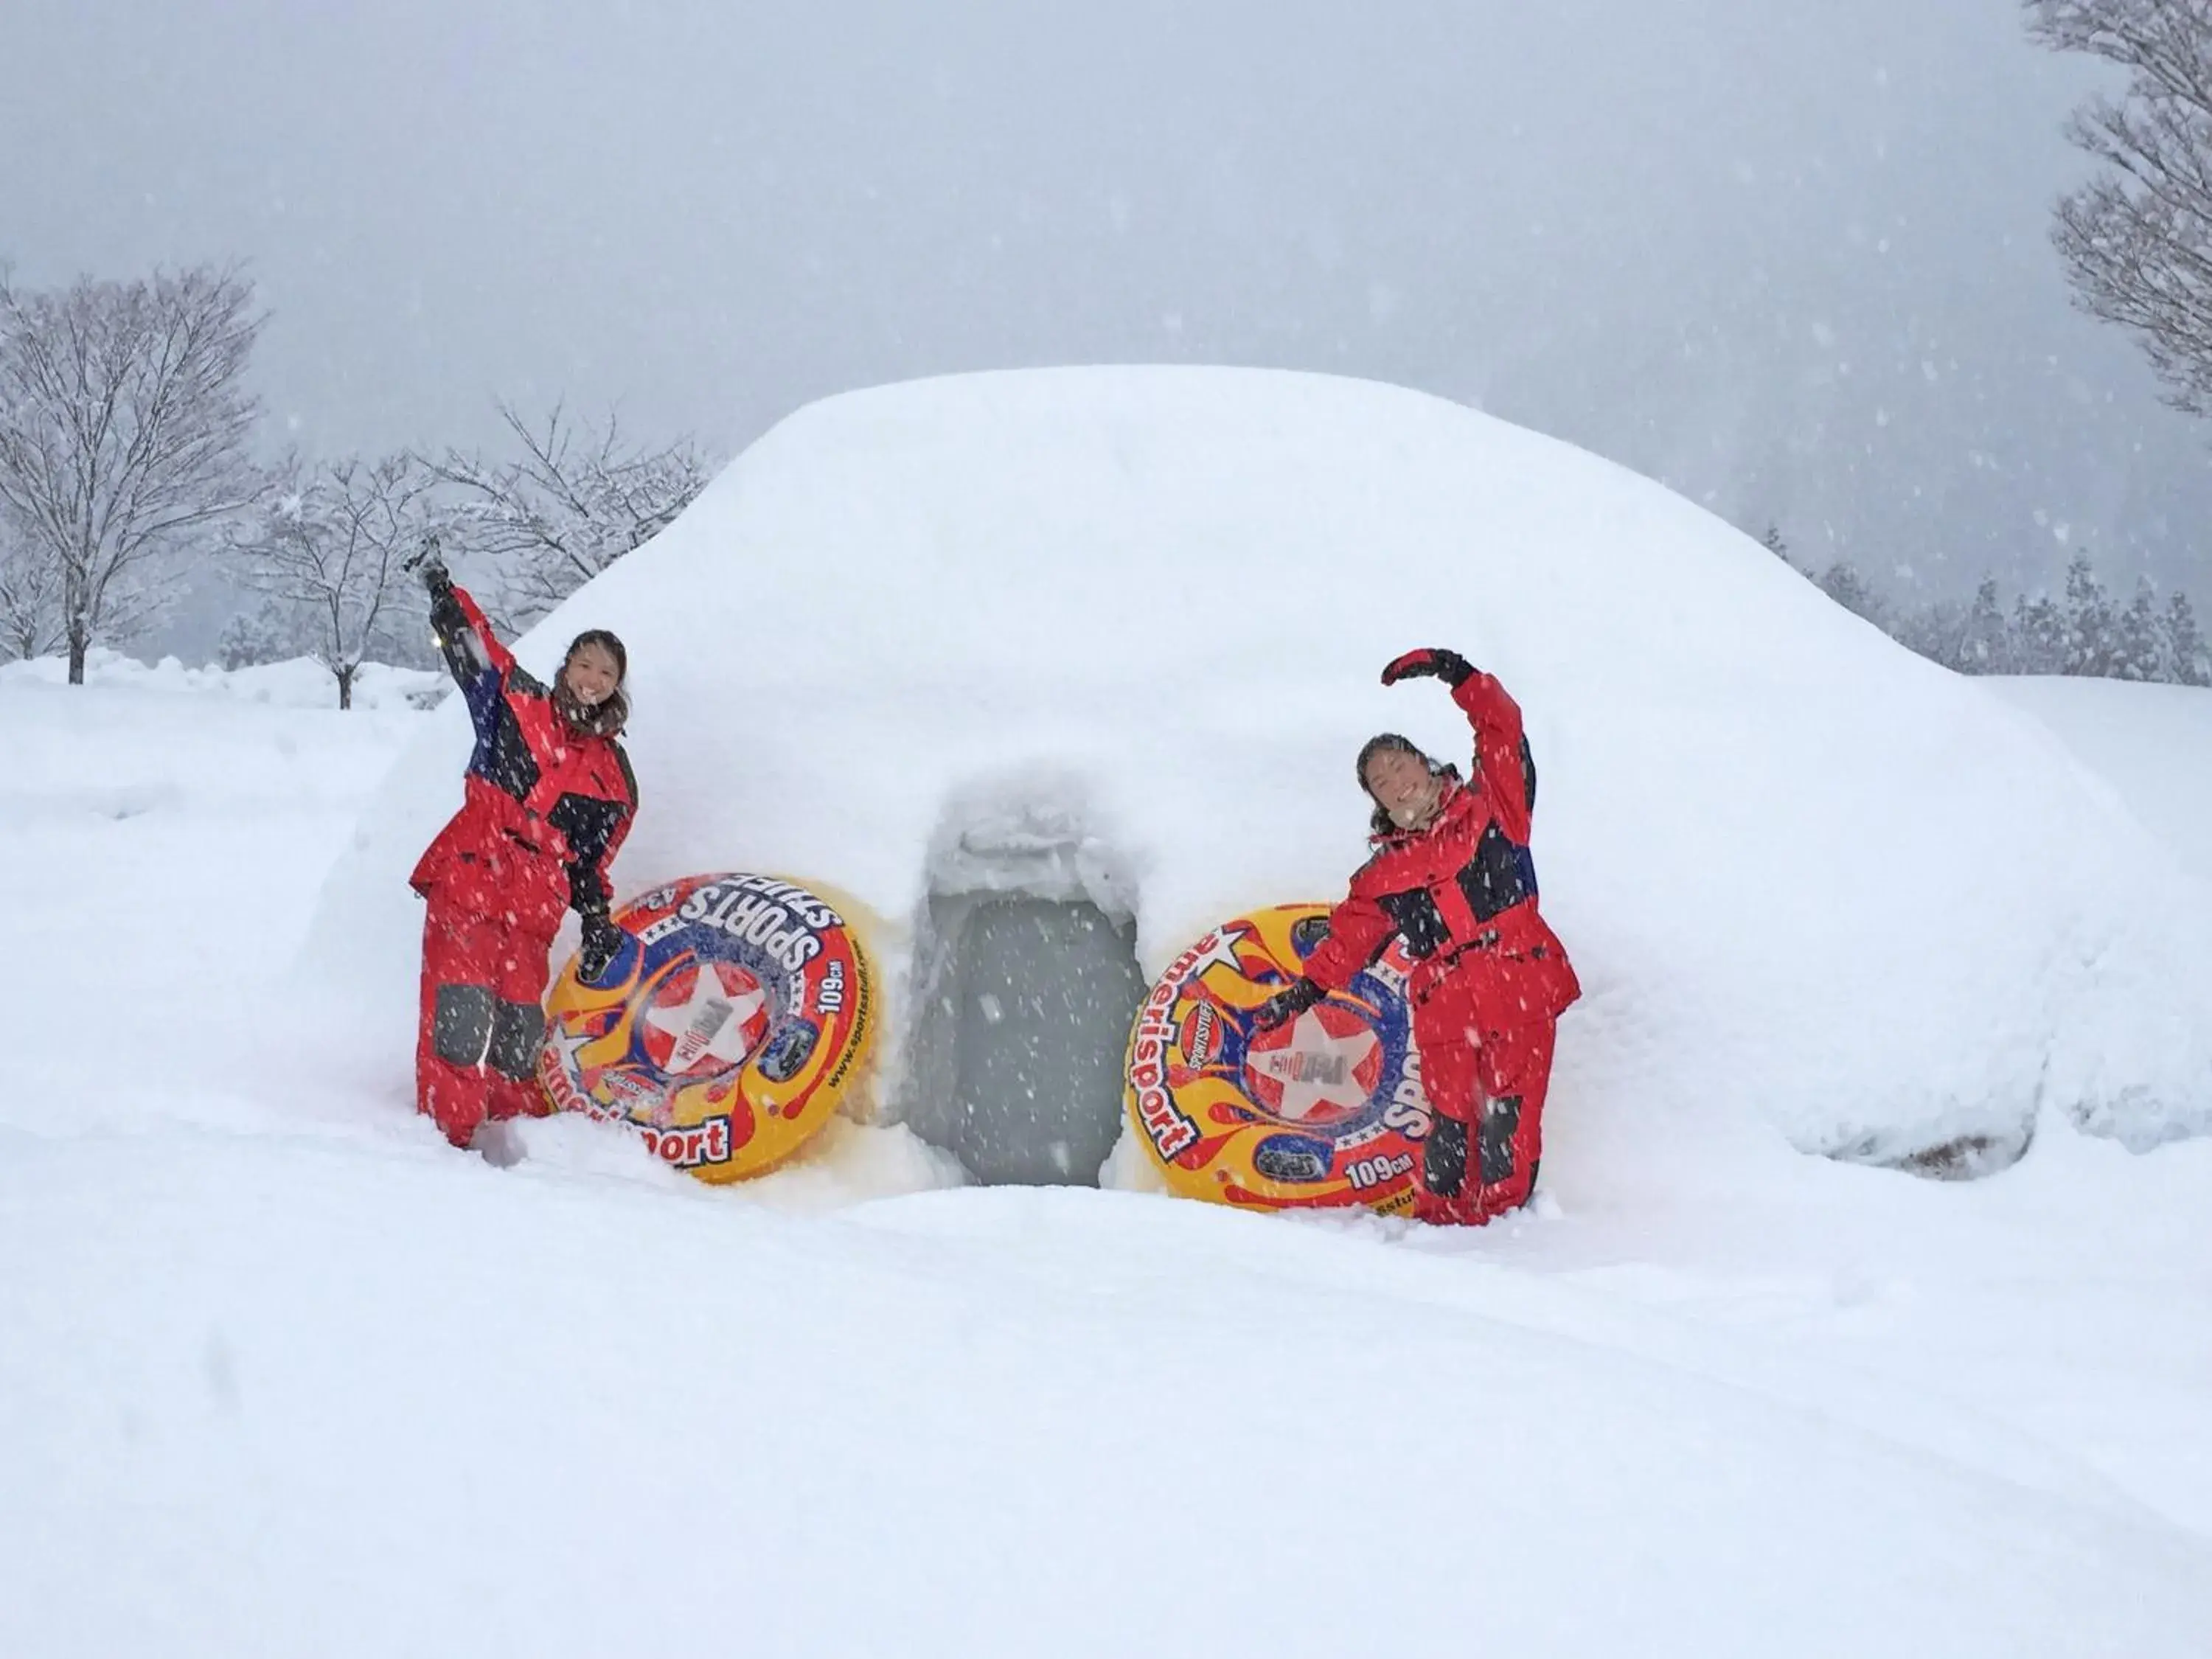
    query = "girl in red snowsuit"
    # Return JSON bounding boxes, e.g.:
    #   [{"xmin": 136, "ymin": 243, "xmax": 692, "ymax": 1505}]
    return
[
  {"xmin": 1255, "ymin": 649, "xmax": 1579, "ymax": 1225},
  {"xmin": 408, "ymin": 556, "xmax": 639, "ymax": 1149}
]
